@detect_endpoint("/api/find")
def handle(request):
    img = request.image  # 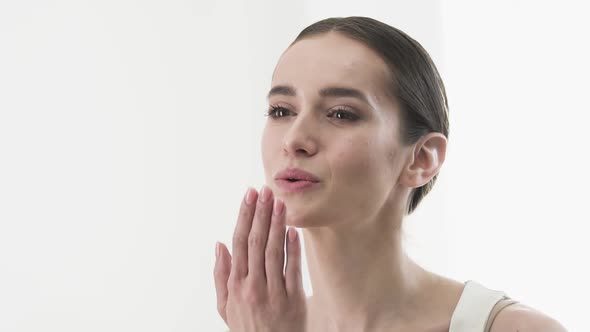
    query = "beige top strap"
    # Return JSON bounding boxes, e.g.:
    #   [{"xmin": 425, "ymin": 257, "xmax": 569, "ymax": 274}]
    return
[
  {"xmin": 484, "ymin": 298, "xmax": 519, "ymax": 332},
  {"xmin": 449, "ymin": 280, "xmax": 514, "ymax": 332}
]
